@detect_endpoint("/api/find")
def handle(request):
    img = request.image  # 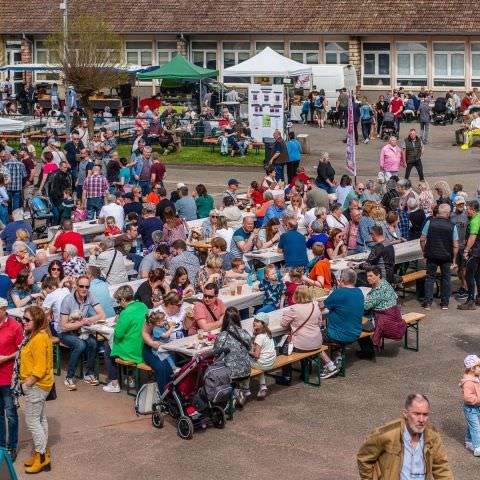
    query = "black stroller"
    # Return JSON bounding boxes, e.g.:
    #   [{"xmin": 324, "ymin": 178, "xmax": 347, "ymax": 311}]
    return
[
  {"xmin": 27, "ymin": 196, "xmax": 54, "ymax": 237},
  {"xmin": 381, "ymin": 112, "xmax": 397, "ymax": 140},
  {"xmin": 432, "ymin": 97, "xmax": 448, "ymax": 125}
]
